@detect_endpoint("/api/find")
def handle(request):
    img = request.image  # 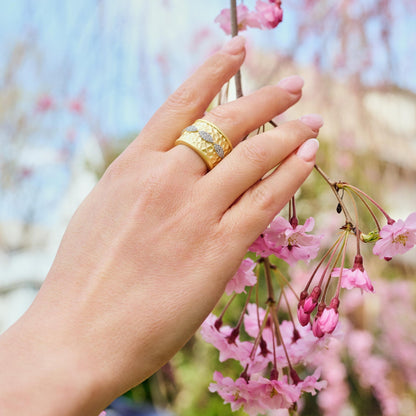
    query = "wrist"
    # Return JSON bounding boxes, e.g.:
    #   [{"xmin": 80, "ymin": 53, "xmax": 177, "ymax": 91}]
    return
[{"xmin": 0, "ymin": 308, "xmax": 106, "ymax": 416}]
